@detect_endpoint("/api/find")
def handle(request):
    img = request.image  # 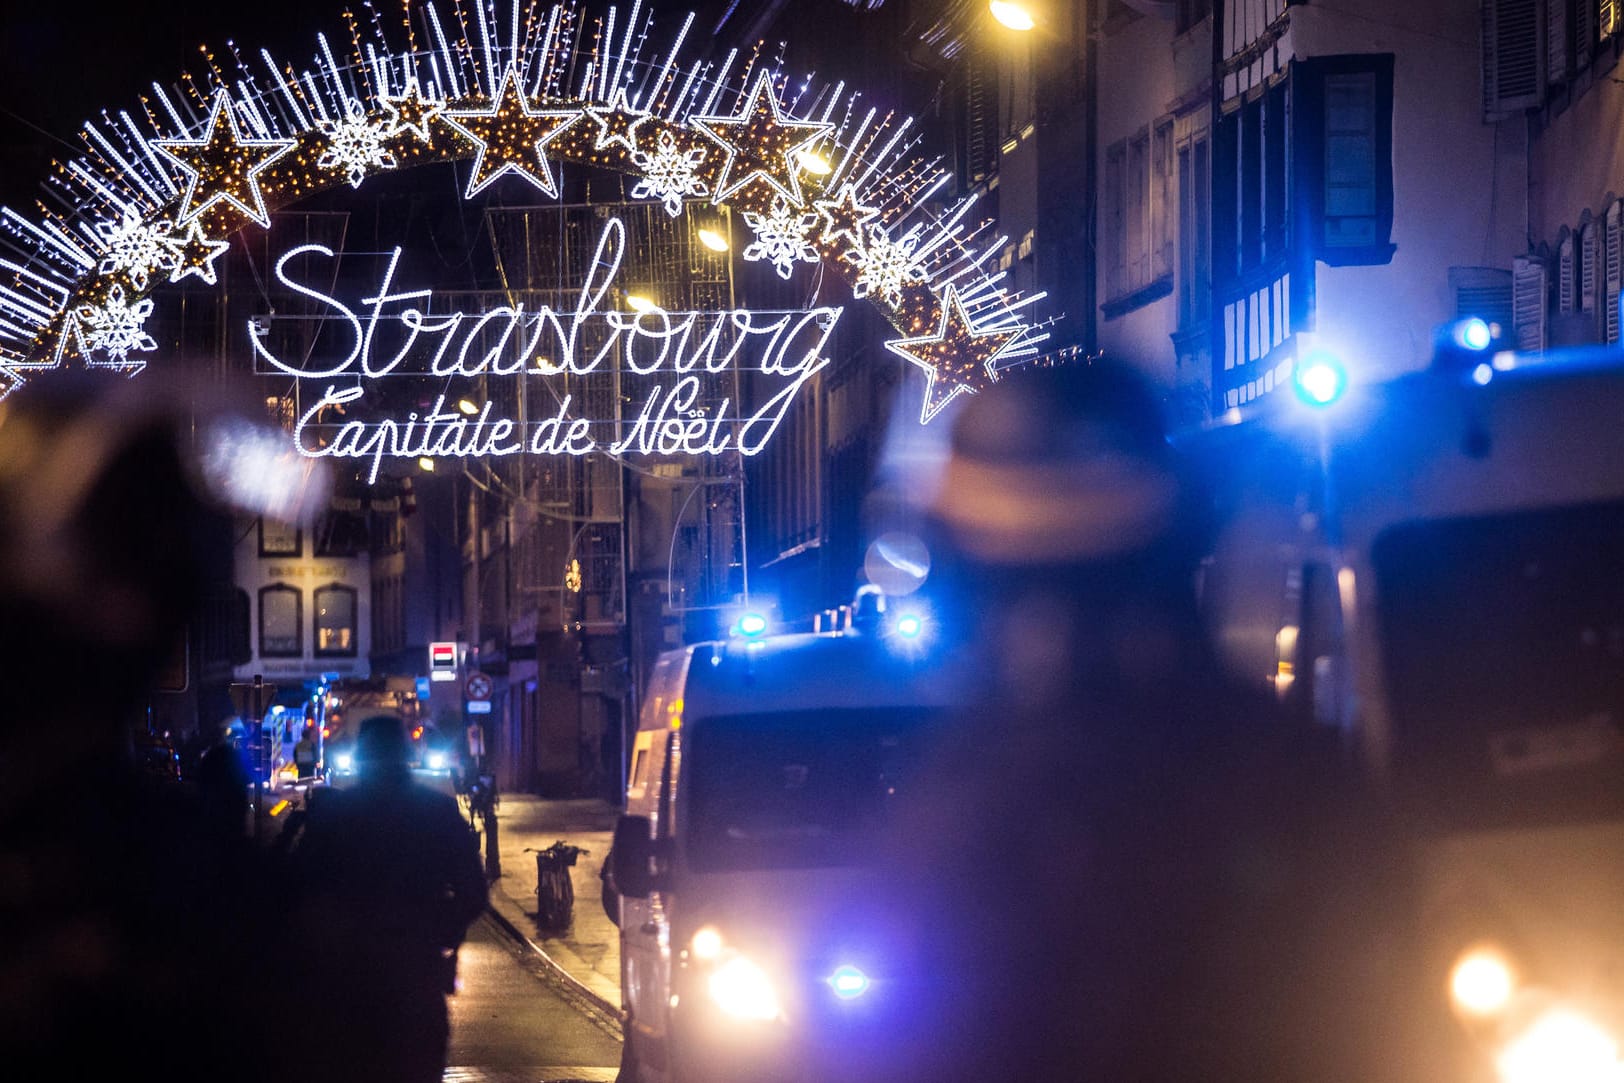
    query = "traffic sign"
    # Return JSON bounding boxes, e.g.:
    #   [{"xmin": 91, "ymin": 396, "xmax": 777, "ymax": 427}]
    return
[
  {"xmin": 430, "ymin": 641, "xmax": 458, "ymax": 682},
  {"xmin": 465, "ymin": 671, "xmax": 493, "ymax": 701},
  {"xmin": 467, "ymin": 699, "xmax": 493, "ymax": 715}
]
